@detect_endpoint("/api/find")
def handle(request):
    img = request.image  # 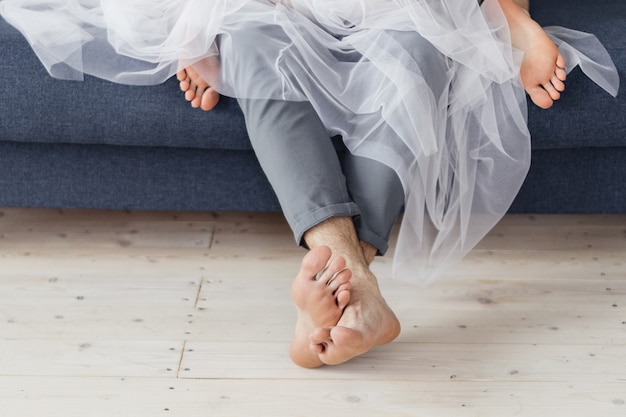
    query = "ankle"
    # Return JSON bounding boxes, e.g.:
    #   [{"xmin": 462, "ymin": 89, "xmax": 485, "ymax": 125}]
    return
[
  {"xmin": 304, "ymin": 217, "xmax": 369, "ymax": 264},
  {"xmin": 360, "ymin": 241, "xmax": 378, "ymax": 265}
]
